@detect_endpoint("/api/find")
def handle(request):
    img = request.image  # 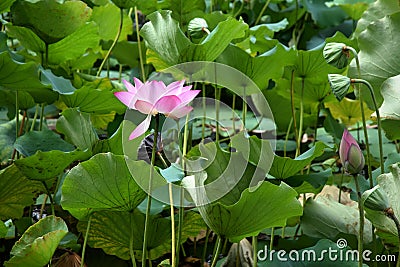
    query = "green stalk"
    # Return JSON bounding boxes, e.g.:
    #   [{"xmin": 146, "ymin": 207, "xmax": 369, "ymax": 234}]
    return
[
  {"xmin": 135, "ymin": 6, "xmax": 146, "ymax": 82},
  {"xmin": 351, "ymin": 78, "xmax": 384, "ymax": 175},
  {"xmin": 296, "ymin": 78, "xmax": 305, "ymax": 157},
  {"xmin": 252, "ymin": 236, "xmax": 257, "ymax": 267},
  {"xmin": 176, "ymin": 113, "xmax": 191, "ymax": 266},
  {"xmin": 42, "ymin": 181, "xmax": 55, "ymax": 215},
  {"xmin": 169, "ymin": 183, "xmax": 176, "ymax": 266},
  {"xmin": 97, "ymin": 8, "xmax": 124, "ymax": 77},
  {"xmin": 290, "ymin": 70, "xmax": 298, "ymax": 152},
  {"xmin": 39, "ymin": 103, "xmax": 45, "ymax": 131},
  {"xmin": 241, "ymin": 86, "xmax": 247, "ymax": 131},
  {"xmin": 30, "ymin": 104, "xmax": 39, "ymax": 131},
  {"xmin": 270, "ymin": 227, "xmax": 274, "ymax": 250},
  {"xmin": 130, "ymin": 212, "xmax": 138, "ymax": 267},
  {"xmin": 201, "ymin": 228, "xmax": 211, "ymax": 266},
  {"xmin": 354, "ymin": 174, "xmax": 364, "ymax": 267},
  {"xmin": 210, "ymin": 236, "xmax": 222, "ymax": 267},
  {"xmin": 254, "ymin": 0, "xmax": 272, "ymax": 25},
  {"xmin": 142, "ymin": 114, "xmax": 160, "ymax": 267},
  {"xmin": 80, "ymin": 215, "xmax": 92, "ymax": 267},
  {"xmin": 284, "ymin": 118, "xmax": 293, "ymax": 157}
]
